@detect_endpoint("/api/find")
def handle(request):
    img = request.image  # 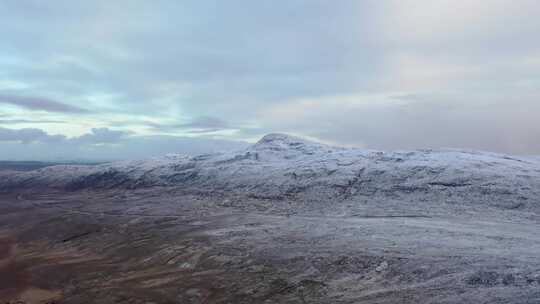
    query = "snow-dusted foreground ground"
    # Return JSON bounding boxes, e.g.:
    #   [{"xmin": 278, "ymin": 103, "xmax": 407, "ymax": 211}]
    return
[{"xmin": 1, "ymin": 134, "xmax": 539, "ymax": 303}]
